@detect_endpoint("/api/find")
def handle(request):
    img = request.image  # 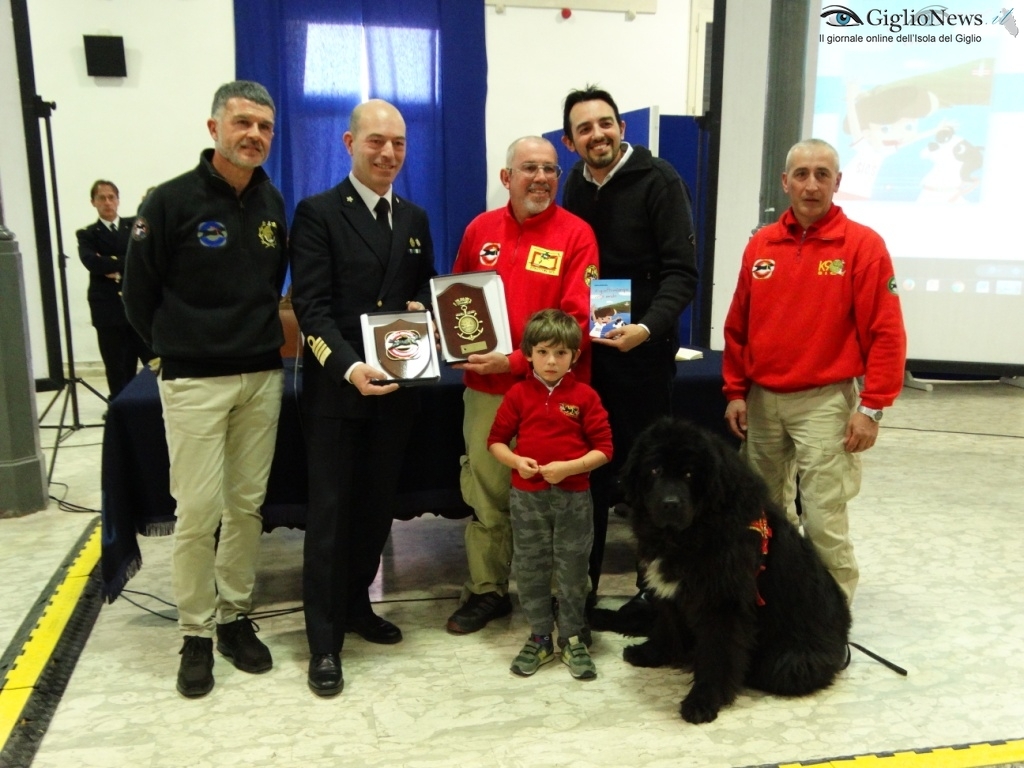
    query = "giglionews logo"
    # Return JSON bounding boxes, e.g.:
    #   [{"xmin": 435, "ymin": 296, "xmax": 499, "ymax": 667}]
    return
[{"xmin": 820, "ymin": 4, "xmax": 1018, "ymax": 39}]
